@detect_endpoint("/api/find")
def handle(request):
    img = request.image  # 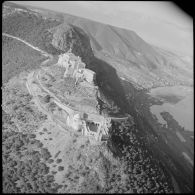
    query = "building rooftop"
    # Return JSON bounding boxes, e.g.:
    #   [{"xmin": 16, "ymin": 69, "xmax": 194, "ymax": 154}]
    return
[
  {"xmin": 68, "ymin": 53, "xmax": 80, "ymax": 62},
  {"xmin": 78, "ymin": 62, "xmax": 85, "ymax": 69}
]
